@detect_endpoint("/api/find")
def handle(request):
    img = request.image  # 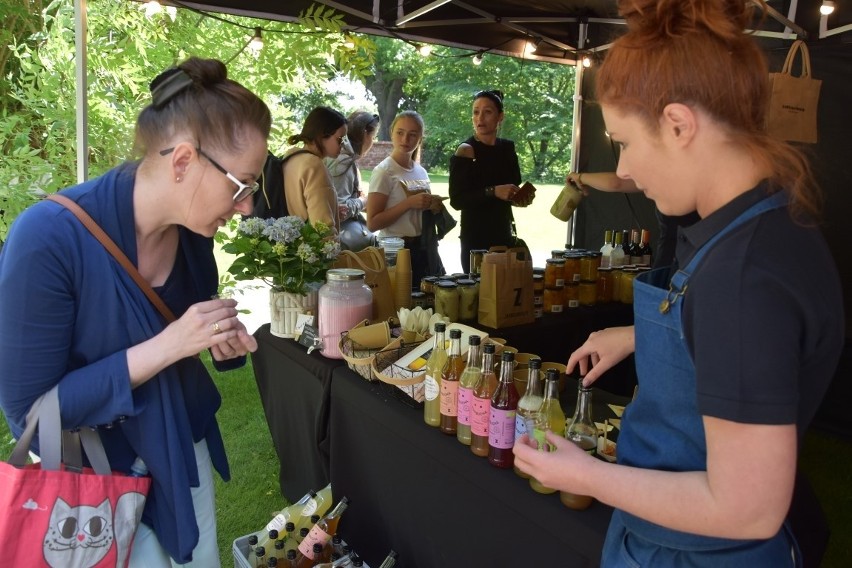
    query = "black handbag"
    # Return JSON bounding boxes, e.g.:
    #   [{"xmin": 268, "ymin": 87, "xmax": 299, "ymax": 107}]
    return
[{"xmin": 339, "ymin": 213, "xmax": 376, "ymax": 252}]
